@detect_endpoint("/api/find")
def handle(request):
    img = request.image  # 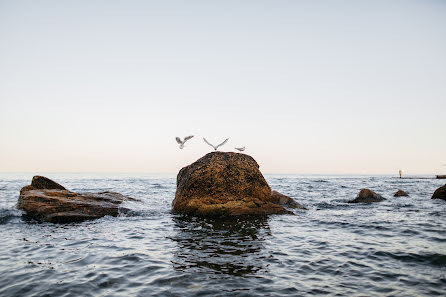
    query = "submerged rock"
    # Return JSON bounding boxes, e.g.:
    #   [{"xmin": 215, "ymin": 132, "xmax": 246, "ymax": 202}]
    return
[
  {"xmin": 394, "ymin": 189, "xmax": 409, "ymax": 197},
  {"xmin": 172, "ymin": 152, "xmax": 293, "ymax": 217},
  {"xmin": 432, "ymin": 184, "xmax": 446, "ymax": 201},
  {"xmin": 18, "ymin": 176, "xmax": 132, "ymax": 223},
  {"xmin": 270, "ymin": 190, "xmax": 306, "ymax": 209},
  {"xmin": 348, "ymin": 189, "xmax": 386, "ymax": 203}
]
